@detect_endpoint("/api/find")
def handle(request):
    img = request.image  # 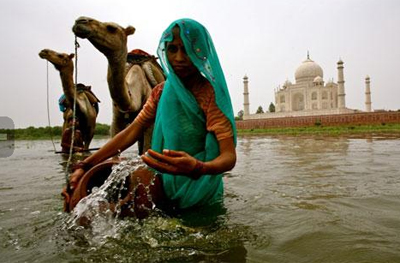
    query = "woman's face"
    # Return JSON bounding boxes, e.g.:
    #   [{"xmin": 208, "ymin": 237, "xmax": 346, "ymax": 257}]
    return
[{"xmin": 166, "ymin": 27, "xmax": 198, "ymax": 79}]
